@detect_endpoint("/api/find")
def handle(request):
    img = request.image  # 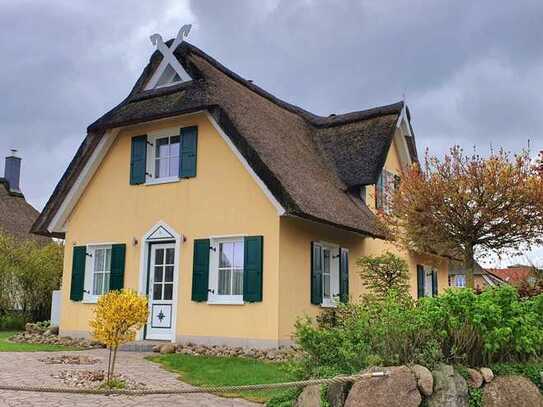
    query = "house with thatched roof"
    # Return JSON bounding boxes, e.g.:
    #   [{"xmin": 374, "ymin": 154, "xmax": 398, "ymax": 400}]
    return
[
  {"xmin": 32, "ymin": 27, "xmax": 449, "ymax": 347},
  {"xmin": 0, "ymin": 151, "xmax": 49, "ymax": 245}
]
